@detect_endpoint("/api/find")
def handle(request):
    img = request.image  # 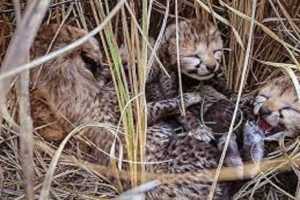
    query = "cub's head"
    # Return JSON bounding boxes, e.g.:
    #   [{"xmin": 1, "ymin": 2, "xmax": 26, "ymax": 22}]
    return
[
  {"xmin": 160, "ymin": 19, "xmax": 223, "ymax": 80},
  {"xmin": 32, "ymin": 24, "xmax": 110, "ymax": 87},
  {"xmin": 253, "ymin": 76, "xmax": 300, "ymax": 138}
]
